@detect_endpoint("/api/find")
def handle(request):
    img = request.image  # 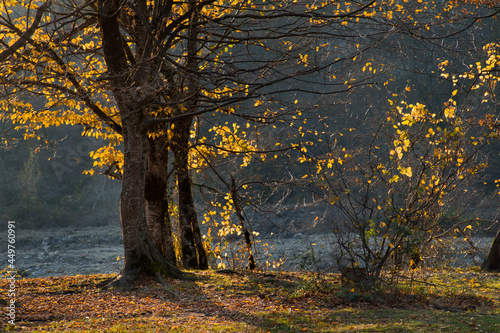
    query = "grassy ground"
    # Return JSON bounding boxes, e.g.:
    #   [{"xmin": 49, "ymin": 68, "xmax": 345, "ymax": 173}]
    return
[{"xmin": 1, "ymin": 268, "xmax": 499, "ymax": 332}]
